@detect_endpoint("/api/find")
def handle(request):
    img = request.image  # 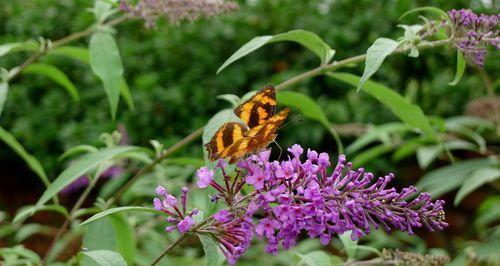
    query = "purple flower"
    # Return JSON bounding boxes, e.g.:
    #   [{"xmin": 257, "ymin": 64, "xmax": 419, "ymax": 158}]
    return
[
  {"xmin": 155, "ymin": 185, "xmax": 167, "ymax": 196},
  {"xmin": 120, "ymin": 0, "xmax": 239, "ymax": 28},
  {"xmin": 152, "ymin": 185, "xmax": 199, "ymax": 234},
  {"xmin": 178, "ymin": 216, "xmax": 195, "ymax": 233},
  {"xmin": 196, "ymin": 166, "xmax": 214, "ymax": 188},
  {"xmin": 214, "ymin": 209, "xmax": 232, "ymax": 223},
  {"xmin": 178, "ymin": 145, "xmax": 448, "ymax": 264},
  {"xmin": 237, "ymin": 146, "xmax": 447, "ymax": 254},
  {"xmin": 287, "ymin": 144, "xmax": 303, "ymax": 158},
  {"xmin": 448, "ymin": 9, "xmax": 499, "ymax": 66}
]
